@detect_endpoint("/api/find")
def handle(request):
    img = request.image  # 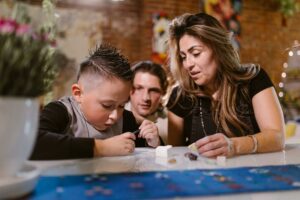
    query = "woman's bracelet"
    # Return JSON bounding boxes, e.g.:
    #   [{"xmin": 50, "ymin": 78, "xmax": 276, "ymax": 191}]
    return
[
  {"xmin": 224, "ymin": 136, "xmax": 234, "ymax": 156},
  {"xmin": 248, "ymin": 135, "xmax": 258, "ymax": 153}
]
